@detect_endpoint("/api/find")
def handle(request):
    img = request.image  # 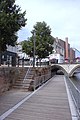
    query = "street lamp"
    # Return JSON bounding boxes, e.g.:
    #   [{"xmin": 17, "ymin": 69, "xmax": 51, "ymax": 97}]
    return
[{"xmin": 33, "ymin": 32, "xmax": 36, "ymax": 67}]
